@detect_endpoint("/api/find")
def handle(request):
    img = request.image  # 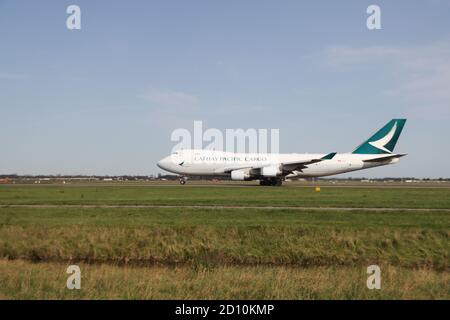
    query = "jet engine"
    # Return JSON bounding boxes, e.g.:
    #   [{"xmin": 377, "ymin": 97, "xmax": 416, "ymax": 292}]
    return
[
  {"xmin": 260, "ymin": 165, "xmax": 282, "ymax": 177},
  {"xmin": 231, "ymin": 169, "xmax": 252, "ymax": 181}
]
